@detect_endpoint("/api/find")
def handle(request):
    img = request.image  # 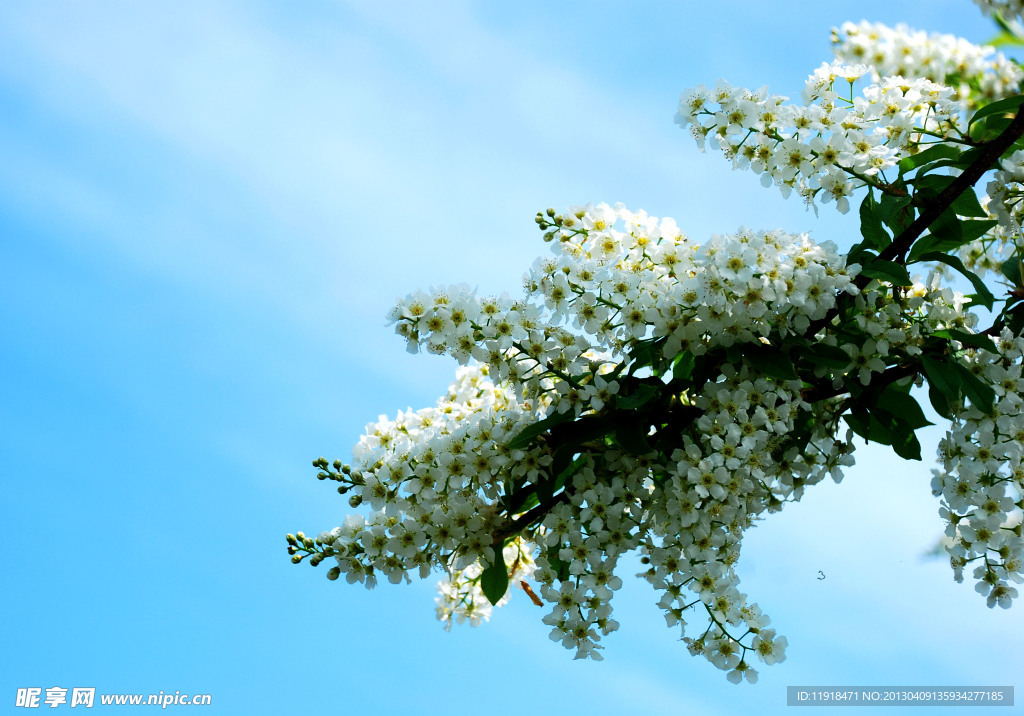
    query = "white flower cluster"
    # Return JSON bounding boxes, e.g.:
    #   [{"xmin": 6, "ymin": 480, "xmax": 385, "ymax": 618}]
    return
[
  {"xmin": 831, "ymin": 21, "xmax": 1023, "ymax": 107},
  {"xmin": 637, "ymin": 364, "xmax": 849, "ymax": 683},
  {"xmin": 932, "ymin": 329, "xmax": 1024, "ymax": 609},
  {"xmin": 317, "ymin": 364, "xmax": 539, "ymax": 588},
  {"xmin": 435, "ymin": 540, "xmax": 537, "ymax": 629},
  {"xmin": 675, "ymin": 64, "xmax": 959, "ymax": 212},
  {"xmin": 299, "ymin": 202, "xmax": 1019, "ymax": 678},
  {"xmin": 974, "ymin": 0, "xmax": 1024, "ymax": 24},
  {"xmin": 987, "ymin": 148, "xmax": 1024, "ymax": 233},
  {"xmin": 959, "ymin": 193, "xmax": 1021, "ymax": 280},
  {"xmin": 396, "ymin": 204, "xmax": 860, "ymax": 377}
]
